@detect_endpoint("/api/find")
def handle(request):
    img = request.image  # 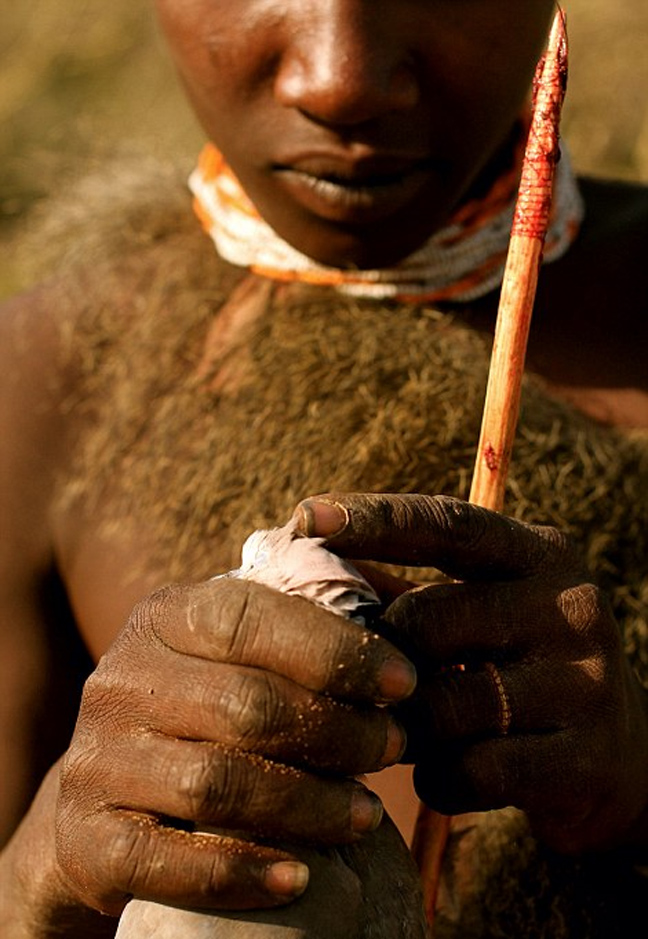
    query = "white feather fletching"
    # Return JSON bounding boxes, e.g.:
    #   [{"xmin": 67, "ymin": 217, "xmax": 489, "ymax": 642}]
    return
[{"xmin": 218, "ymin": 520, "xmax": 380, "ymax": 623}]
